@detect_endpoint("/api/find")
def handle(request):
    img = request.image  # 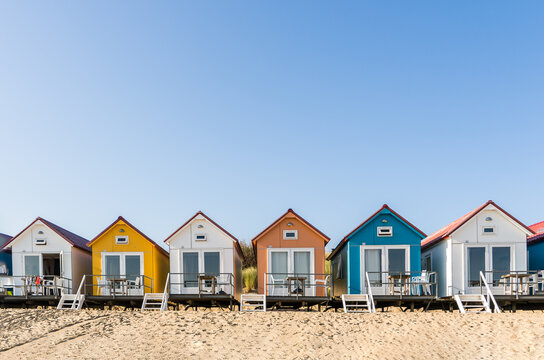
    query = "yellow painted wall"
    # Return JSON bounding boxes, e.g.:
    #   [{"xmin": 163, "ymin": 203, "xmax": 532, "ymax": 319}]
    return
[{"xmin": 90, "ymin": 219, "xmax": 169, "ymax": 294}]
